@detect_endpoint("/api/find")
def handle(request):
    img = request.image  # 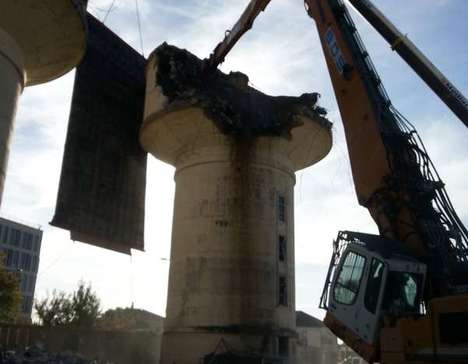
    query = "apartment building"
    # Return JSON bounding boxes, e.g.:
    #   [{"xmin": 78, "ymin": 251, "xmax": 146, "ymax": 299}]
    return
[{"xmin": 0, "ymin": 216, "xmax": 42, "ymax": 321}]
